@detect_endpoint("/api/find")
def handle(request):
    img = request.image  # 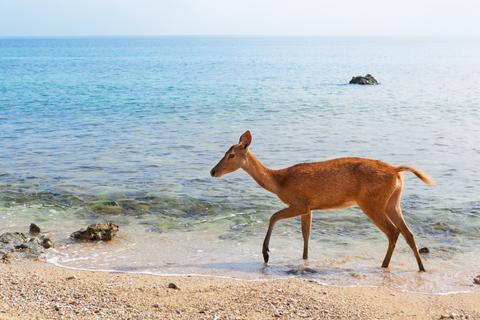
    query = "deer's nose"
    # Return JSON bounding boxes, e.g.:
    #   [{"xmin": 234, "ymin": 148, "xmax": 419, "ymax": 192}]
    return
[{"xmin": 210, "ymin": 168, "xmax": 216, "ymax": 177}]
